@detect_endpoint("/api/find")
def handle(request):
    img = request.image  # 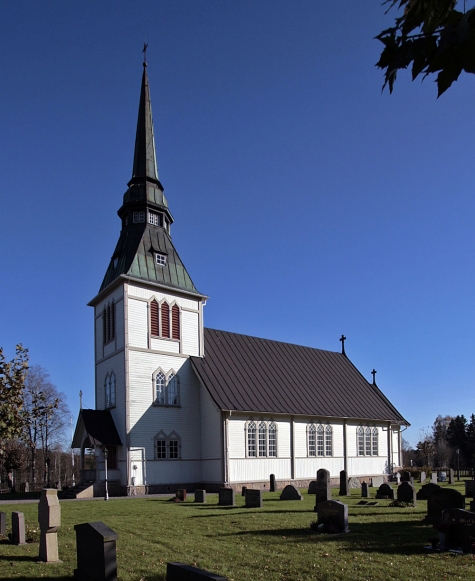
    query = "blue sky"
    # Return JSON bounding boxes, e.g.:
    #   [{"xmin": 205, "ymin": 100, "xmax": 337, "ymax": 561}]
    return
[{"xmin": 1, "ymin": 1, "xmax": 474, "ymax": 448}]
